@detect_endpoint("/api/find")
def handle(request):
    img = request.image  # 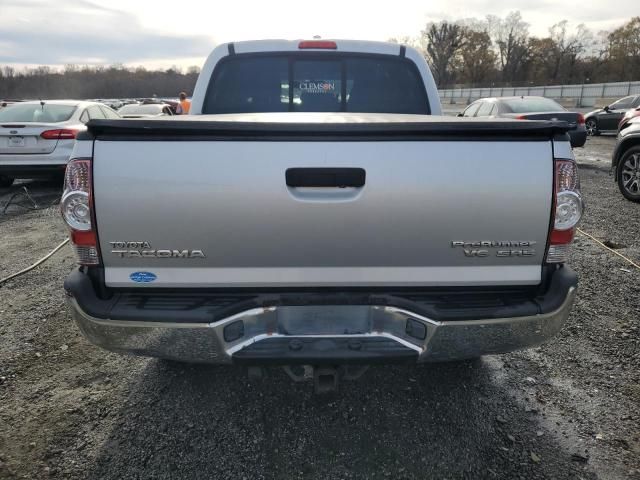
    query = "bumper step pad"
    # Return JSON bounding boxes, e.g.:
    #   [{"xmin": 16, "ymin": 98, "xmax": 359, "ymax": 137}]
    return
[{"xmin": 232, "ymin": 336, "xmax": 418, "ymax": 365}]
